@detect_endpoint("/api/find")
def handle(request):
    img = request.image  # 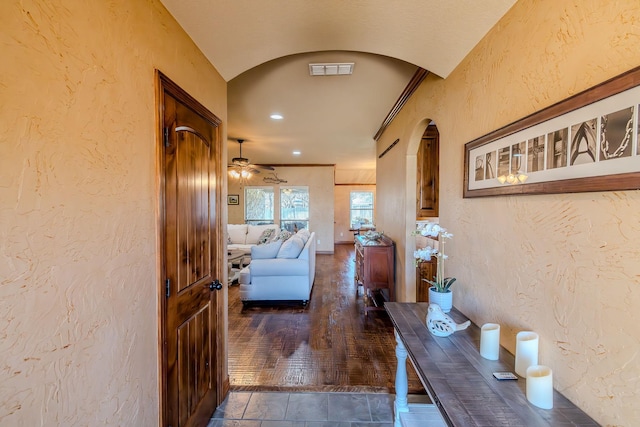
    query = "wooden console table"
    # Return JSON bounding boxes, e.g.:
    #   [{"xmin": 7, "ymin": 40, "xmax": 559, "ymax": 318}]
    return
[{"xmin": 385, "ymin": 303, "xmax": 599, "ymax": 427}]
